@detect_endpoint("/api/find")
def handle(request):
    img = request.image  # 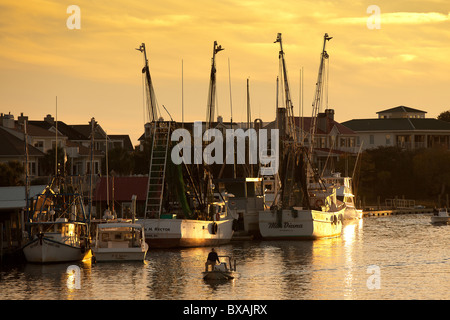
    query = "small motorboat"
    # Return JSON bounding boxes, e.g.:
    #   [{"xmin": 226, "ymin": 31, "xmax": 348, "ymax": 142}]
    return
[
  {"xmin": 202, "ymin": 255, "xmax": 236, "ymax": 281},
  {"xmin": 431, "ymin": 209, "xmax": 450, "ymax": 225},
  {"xmin": 92, "ymin": 222, "xmax": 148, "ymax": 262}
]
